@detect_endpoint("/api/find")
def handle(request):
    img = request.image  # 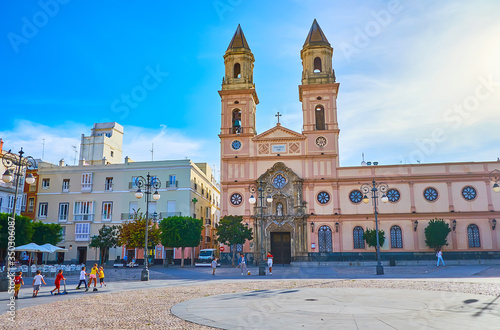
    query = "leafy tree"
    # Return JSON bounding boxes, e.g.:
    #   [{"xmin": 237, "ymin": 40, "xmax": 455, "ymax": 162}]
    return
[
  {"xmin": 160, "ymin": 216, "xmax": 203, "ymax": 267},
  {"xmin": 215, "ymin": 215, "xmax": 253, "ymax": 267},
  {"xmin": 31, "ymin": 221, "xmax": 63, "ymax": 245},
  {"xmin": 363, "ymin": 228, "xmax": 386, "ymax": 254},
  {"xmin": 89, "ymin": 224, "xmax": 120, "ymax": 264},
  {"xmin": 118, "ymin": 217, "xmax": 161, "ymax": 251},
  {"xmin": 0, "ymin": 212, "xmax": 34, "ymax": 250},
  {"xmin": 424, "ymin": 218, "xmax": 451, "ymax": 252}
]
